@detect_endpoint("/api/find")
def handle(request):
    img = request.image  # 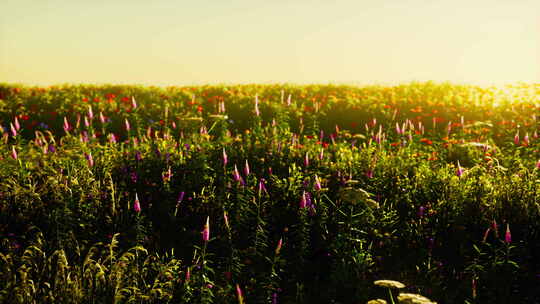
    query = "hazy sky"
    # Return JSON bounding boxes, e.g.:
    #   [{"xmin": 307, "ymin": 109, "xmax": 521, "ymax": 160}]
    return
[{"xmin": 1, "ymin": 0, "xmax": 538, "ymax": 86}]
